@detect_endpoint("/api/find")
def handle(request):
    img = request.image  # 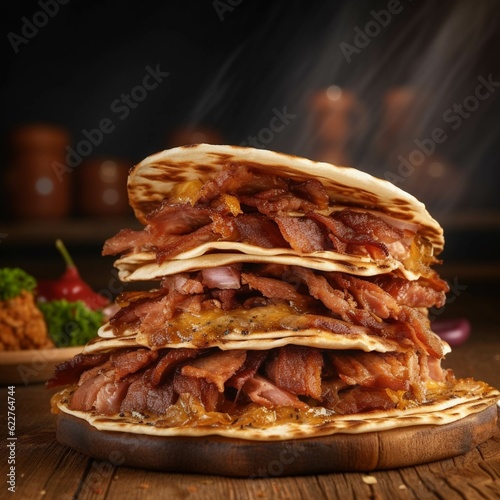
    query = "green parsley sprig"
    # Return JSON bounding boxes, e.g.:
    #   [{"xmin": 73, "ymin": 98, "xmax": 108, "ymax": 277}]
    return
[
  {"xmin": 0, "ymin": 267, "xmax": 37, "ymax": 300},
  {"xmin": 37, "ymin": 300, "xmax": 103, "ymax": 347}
]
